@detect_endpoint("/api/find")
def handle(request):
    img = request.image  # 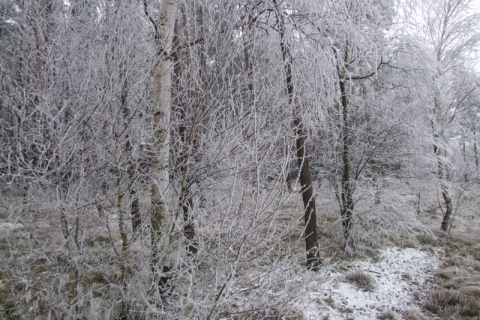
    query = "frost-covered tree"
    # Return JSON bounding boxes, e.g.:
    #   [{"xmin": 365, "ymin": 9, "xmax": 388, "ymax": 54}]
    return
[
  {"xmin": 1, "ymin": 0, "xmax": 479, "ymax": 318},
  {"xmin": 408, "ymin": 0, "xmax": 480, "ymax": 231}
]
